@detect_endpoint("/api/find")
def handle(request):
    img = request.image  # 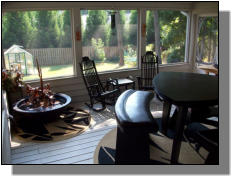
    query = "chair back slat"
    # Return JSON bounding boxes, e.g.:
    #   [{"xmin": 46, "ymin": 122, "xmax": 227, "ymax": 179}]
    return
[{"xmin": 80, "ymin": 57, "xmax": 104, "ymax": 96}]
